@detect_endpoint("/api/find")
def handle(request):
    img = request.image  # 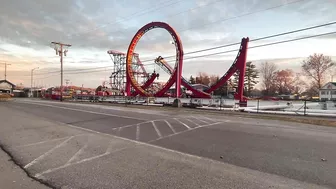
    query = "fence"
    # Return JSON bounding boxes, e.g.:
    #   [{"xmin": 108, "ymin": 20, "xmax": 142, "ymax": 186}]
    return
[{"xmin": 64, "ymin": 95, "xmax": 336, "ymax": 116}]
